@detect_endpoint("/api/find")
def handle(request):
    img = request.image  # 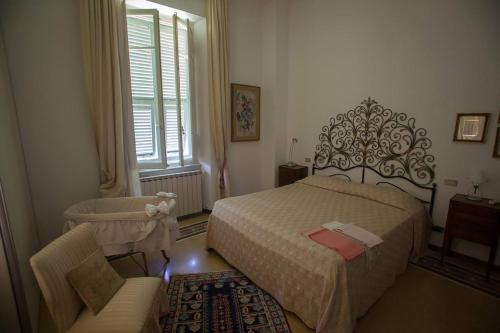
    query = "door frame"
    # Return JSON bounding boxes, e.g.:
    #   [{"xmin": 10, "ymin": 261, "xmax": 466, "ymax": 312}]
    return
[{"xmin": 0, "ymin": 179, "xmax": 32, "ymax": 333}]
